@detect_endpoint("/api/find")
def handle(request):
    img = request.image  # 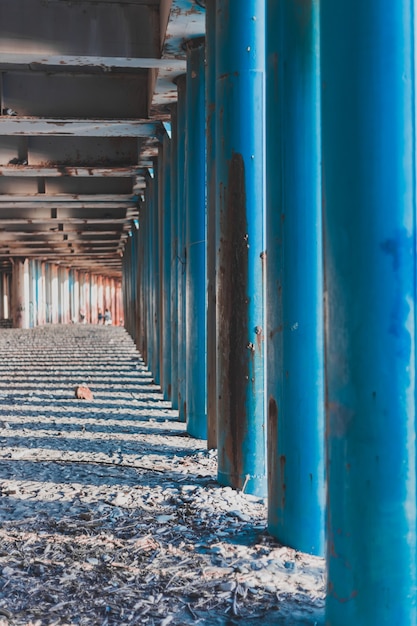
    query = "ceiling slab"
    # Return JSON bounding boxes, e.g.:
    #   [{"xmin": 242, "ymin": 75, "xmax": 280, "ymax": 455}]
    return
[{"xmin": 0, "ymin": 0, "xmax": 206, "ymax": 278}]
